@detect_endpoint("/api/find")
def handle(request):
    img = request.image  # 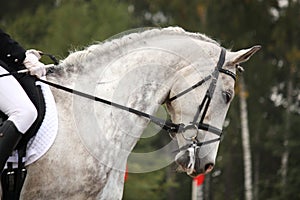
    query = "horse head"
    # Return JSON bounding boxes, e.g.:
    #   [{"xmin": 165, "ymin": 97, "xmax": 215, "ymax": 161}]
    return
[{"xmin": 166, "ymin": 45, "xmax": 261, "ymax": 177}]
